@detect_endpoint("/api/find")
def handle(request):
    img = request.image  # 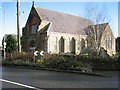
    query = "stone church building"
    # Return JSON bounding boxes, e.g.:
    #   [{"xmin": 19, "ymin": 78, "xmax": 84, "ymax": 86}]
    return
[{"xmin": 21, "ymin": 5, "xmax": 116, "ymax": 55}]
